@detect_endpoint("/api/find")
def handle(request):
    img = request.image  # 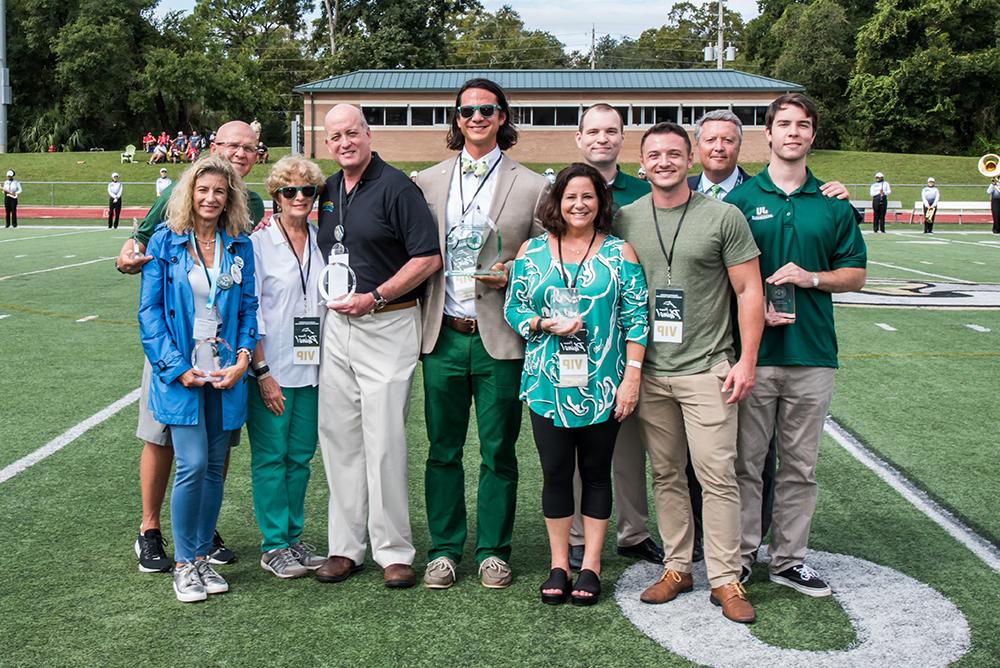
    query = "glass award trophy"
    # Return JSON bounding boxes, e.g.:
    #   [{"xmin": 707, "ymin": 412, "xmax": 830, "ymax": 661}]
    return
[
  {"xmin": 549, "ymin": 288, "xmax": 580, "ymax": 324},
  {"xmin": 444, "ymin": 206, "xmax": 502, "ymax": 277},
  {"xmin": 192, "ymin": 336, "xmax": 234, "ymax": 376},
  {"xmin": 766, "ymin": 283, "xmax": 795, "ymax": 316},
  {"xmin": 130, "ymin": 219, "xmax": 142, "ymax": 257},
  {"xmin": 318, "ymin": 243, "xmax": 357, "ymax": 306}
]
